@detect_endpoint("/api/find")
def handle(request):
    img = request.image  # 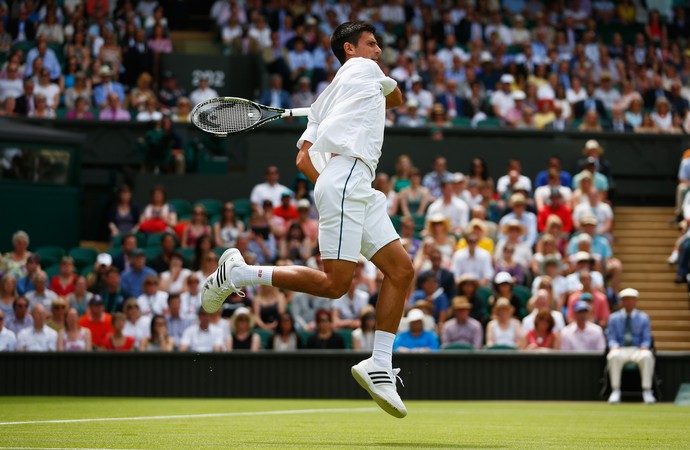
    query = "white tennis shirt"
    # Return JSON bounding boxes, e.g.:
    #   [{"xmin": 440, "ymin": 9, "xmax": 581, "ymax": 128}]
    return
[{"xmin": 297, "ymin": 57, "xmax": 397, "ymax": 174}]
